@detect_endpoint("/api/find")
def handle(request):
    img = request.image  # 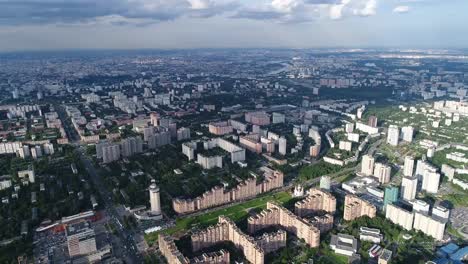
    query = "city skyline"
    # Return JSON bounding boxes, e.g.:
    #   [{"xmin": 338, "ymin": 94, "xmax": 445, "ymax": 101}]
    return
[
  {"xmin": 0, "ymin": 3, "xmax": 467, "ymax": 262},
  {"xmin": 0, "ymin": 0, "xmax": 467, "ymax": 51}
]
